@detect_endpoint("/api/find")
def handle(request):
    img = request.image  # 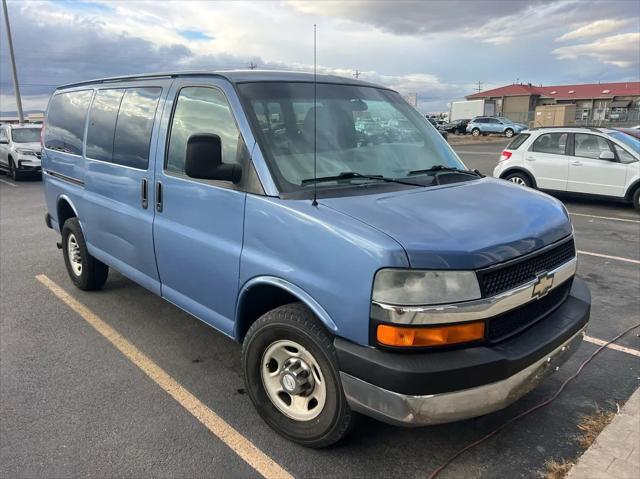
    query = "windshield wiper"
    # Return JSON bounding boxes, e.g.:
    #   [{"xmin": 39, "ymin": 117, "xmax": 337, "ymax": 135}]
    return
[
  {"xmin": 408, "ymin": 165, "xmax": 483, "ymax": 177},
  {"xmin": 301, "ymin": 171, "xmax": 424, "ymax": 187}
]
